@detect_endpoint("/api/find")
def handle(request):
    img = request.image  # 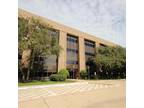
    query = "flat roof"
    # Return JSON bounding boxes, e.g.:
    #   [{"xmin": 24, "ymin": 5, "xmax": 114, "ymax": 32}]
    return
[{"xmin": 18, "ymin": 8, "xmax": 117, "ymax": 46}]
